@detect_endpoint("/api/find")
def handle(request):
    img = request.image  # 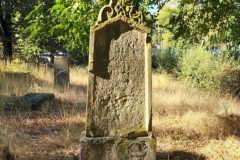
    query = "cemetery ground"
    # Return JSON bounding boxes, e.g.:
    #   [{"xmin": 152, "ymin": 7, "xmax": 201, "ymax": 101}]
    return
[{"xmin": 1, "ymin": 61, "xmax": 240, "ymax": 160}]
